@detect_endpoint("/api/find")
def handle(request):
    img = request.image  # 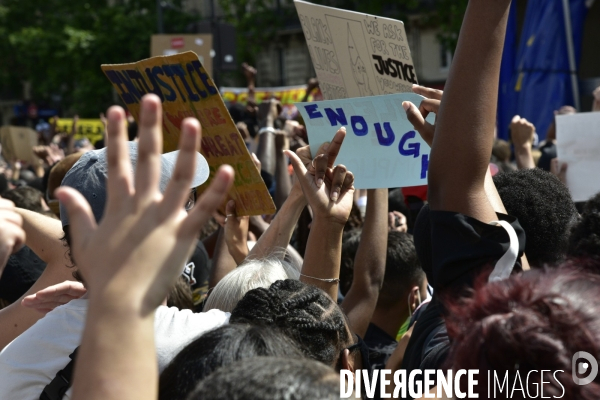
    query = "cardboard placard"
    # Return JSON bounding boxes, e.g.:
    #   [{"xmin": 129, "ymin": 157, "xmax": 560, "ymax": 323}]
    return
[
  {"xmin": 101, "ymin": 51, "xmax": 276, "ymax": 216},
  {"xmin": 151, "ymin": 34, "xmax": 213, "ymax": 76},
  {"xmin": 0, "ymin": 126, "xmax": 39, "ymax": 164},
  {"xmin": 298, "ymin": 93, "xmax": 432, "ymax": 189},
  {"xmin": 294, "ymin": 0, "xmax": 417, "ymax": 100},
  {"xmin": 556, "ymin": 112, "xmax": 600, "ymax": 202},
  {"xmin": 54, "ymin": 118, "xmax": 105, "ymax": 145}
]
